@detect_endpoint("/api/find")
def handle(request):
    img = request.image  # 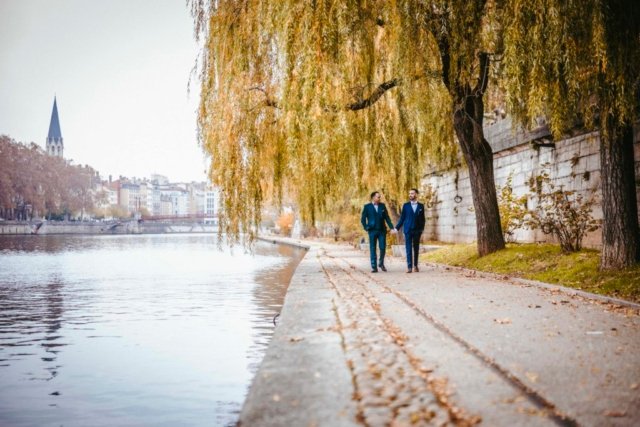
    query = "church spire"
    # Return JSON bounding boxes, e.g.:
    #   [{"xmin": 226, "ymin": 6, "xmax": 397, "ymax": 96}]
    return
[{"xmin": 46, "ymin": 96, "xmax": 64, "ymax": 157}]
